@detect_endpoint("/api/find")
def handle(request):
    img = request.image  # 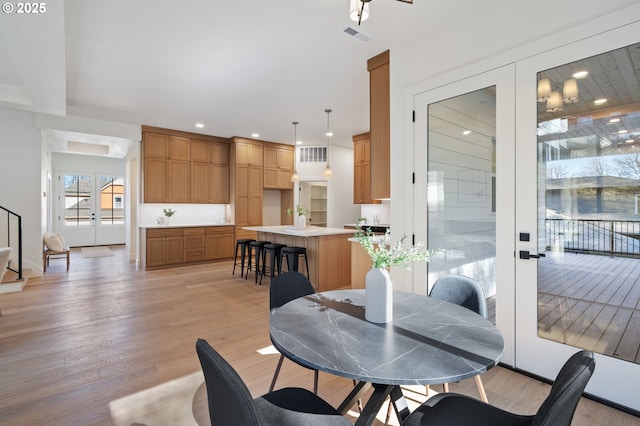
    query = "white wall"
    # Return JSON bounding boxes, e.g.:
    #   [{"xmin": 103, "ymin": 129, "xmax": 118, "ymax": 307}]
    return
[
  {"xmin": 294, "ymin": 144, "xmax": 359, "ymax": 228},
  {"xmin": 0, "ymin": 108, "xmax": 47, "ymax": 275},
  {"xmin": 389, "ymin": 0, "xmax": 640, "ymax": 291}
]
